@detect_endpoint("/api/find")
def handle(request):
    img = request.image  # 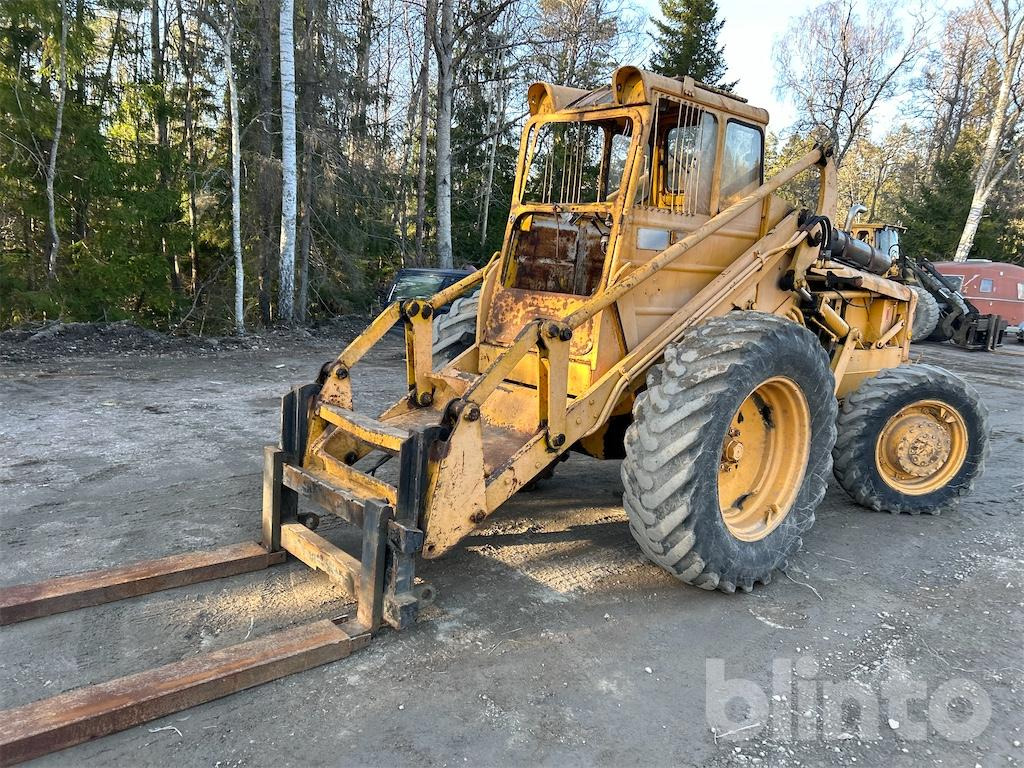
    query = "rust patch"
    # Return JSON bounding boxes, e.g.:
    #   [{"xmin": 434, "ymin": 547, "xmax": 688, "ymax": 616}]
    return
[{"xmin": 484, "ymin": 288, "xmax": 596, "ymax": 356}]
